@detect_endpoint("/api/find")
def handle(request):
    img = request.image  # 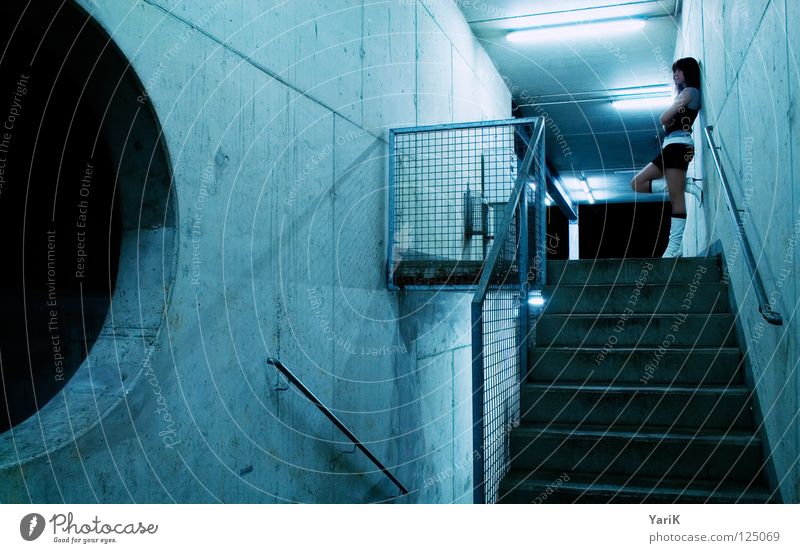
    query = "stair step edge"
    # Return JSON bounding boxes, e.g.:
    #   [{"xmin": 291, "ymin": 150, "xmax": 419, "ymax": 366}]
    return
[
  {"xmin": 523, "ymin": 383, "xmax": 750, "ymax": 394},
  {"xmin": 511, "ymin": 424, "xmax": 762, "ymax": 445},
  {"xmin": 500, "ymin": 470, "xmax": 773, "ymax": 502},
  {"xmin": 531, "ymin": 346, "xmax": 741, "ymax": 354}
]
